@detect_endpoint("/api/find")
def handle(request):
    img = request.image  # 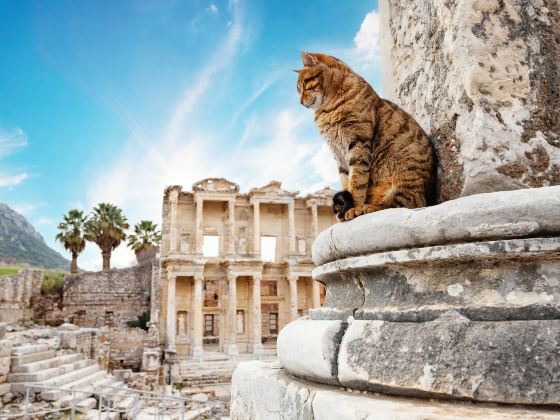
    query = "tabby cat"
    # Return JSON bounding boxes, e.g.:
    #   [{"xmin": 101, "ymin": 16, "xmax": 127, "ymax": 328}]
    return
[{"xmin": 295, "ymin": 52, "xmax": 435, "ymax": 221}]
